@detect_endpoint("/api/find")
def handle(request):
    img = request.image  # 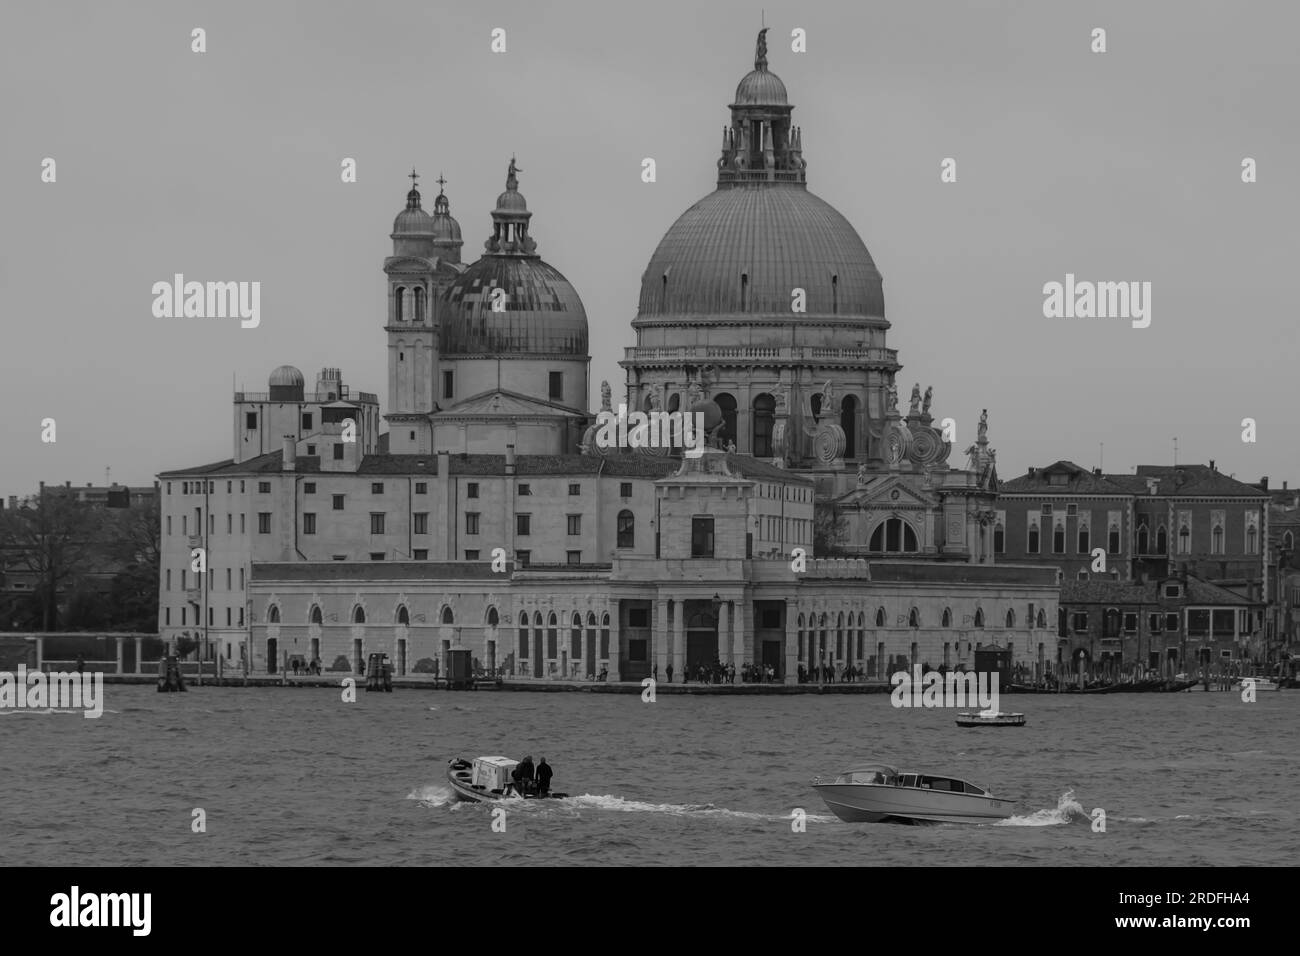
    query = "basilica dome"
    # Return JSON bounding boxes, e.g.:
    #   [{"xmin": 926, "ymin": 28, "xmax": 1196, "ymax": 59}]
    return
[
  {"xmin": 734, "ymin": 69, "xmax": 787, "ymax": 106},
  {"xmin": 637, "ymin": 186, "xmax": 884, "ymax": 318}
]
